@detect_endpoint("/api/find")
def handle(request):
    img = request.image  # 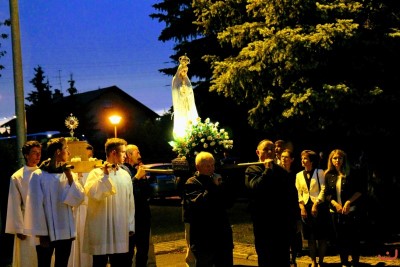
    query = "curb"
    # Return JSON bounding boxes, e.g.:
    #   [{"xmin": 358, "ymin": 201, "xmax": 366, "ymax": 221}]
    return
[{"xmin": 154, "ymin": 239, "xmax": 400, "ymax": 266}]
